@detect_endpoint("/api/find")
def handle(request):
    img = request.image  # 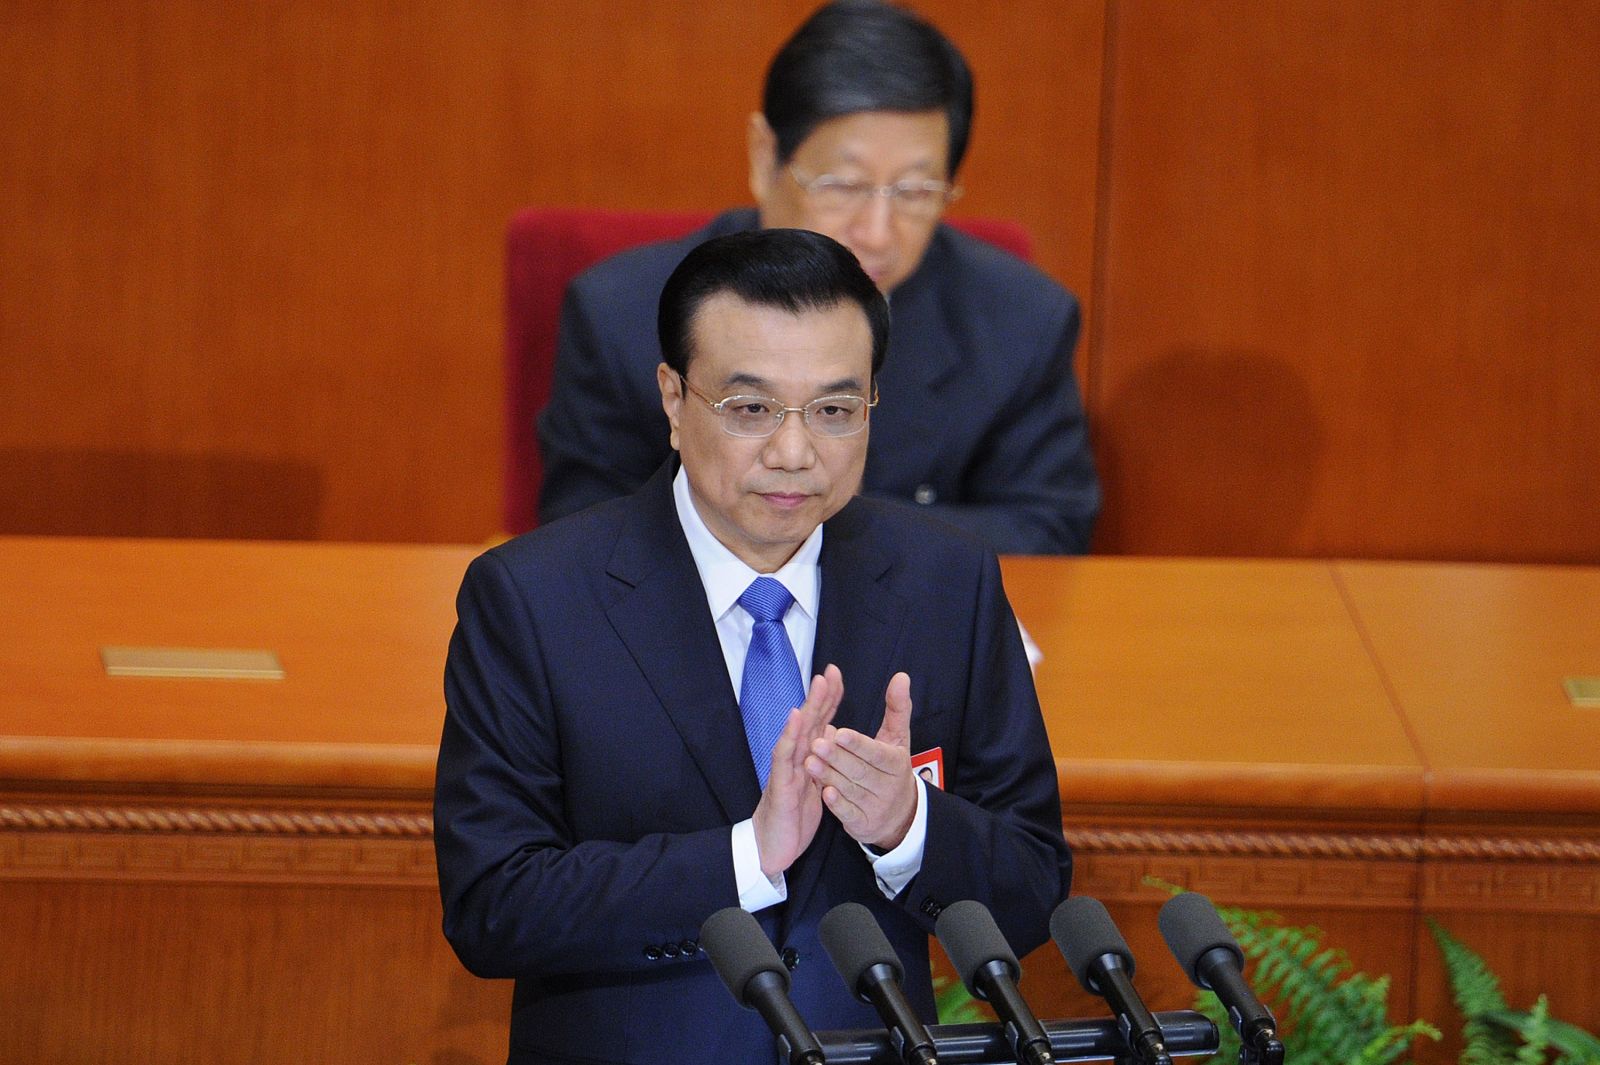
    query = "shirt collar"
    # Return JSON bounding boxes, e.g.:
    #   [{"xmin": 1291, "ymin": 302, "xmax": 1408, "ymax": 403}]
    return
[{"xmin": 673, "ymin": 465, "xmax": 822, "ymax": 622}]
